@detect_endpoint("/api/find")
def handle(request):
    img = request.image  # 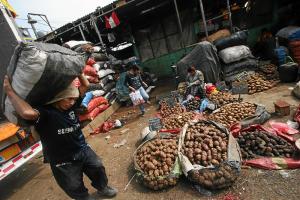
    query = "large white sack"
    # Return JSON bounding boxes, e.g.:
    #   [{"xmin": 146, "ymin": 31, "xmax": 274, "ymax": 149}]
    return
[
  {"xmin": 219, "ymin": 45, "xmax": 252, "ymax": 64},
  {"xmin": 3, "ymin": 42, "xmax": 85, "ymax": 125}
]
